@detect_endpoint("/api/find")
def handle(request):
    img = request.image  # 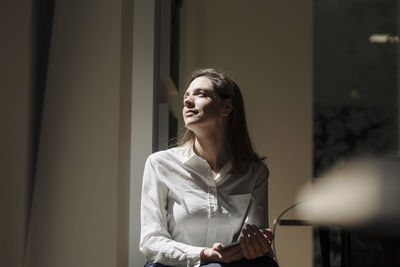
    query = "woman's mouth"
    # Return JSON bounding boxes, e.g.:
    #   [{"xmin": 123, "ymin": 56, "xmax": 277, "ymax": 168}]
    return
[{"xmin": 185, "ymin": 109, "xmax": 198, "ymax": 116}]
